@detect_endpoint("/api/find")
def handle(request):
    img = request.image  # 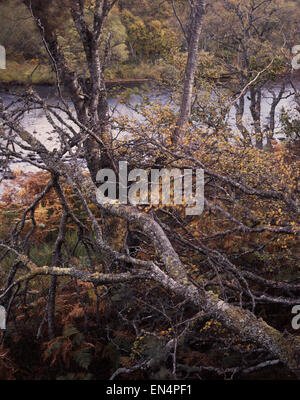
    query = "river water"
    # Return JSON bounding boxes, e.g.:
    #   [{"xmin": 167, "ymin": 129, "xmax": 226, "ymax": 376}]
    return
[{"xmin": 0, "ymin": 83, "xmax": 298, "ymax": 179}]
